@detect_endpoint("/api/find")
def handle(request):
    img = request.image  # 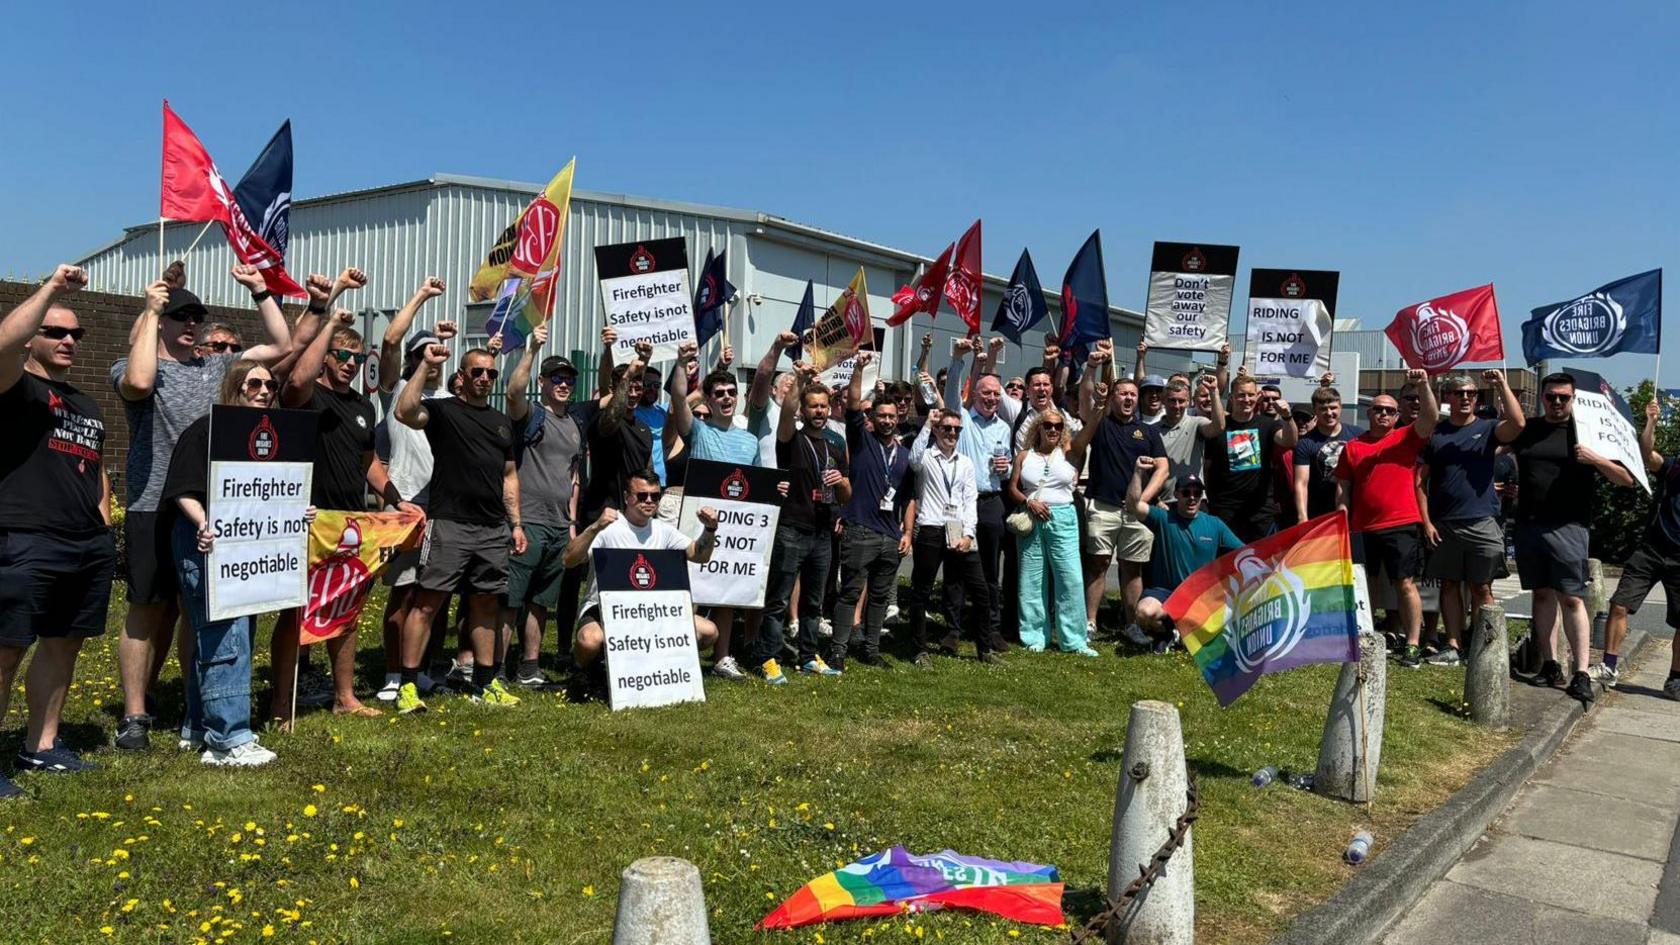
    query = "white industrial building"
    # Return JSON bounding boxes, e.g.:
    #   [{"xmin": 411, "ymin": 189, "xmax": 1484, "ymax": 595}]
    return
[{"xmin": 76, "ymin": 173, "xmax": 1198, "ymax": 390}]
